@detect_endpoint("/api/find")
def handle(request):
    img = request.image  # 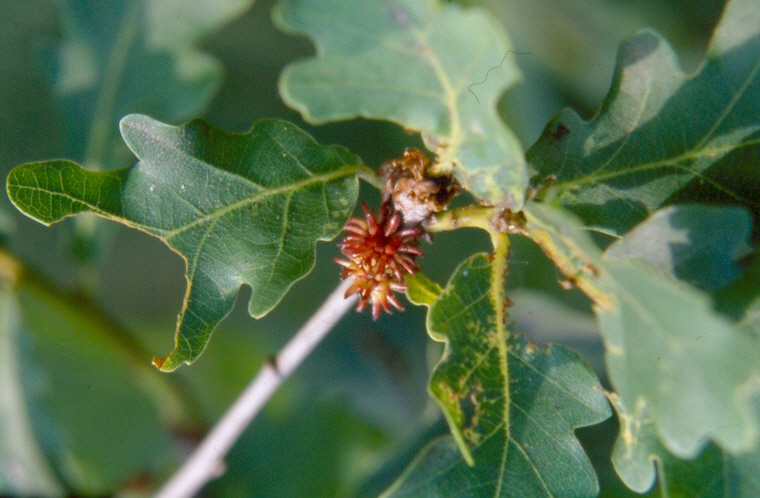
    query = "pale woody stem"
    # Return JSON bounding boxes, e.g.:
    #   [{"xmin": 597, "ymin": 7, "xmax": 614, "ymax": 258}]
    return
[{"xmin": 154, "ymin": 279, "xmax": 358, "ymax": 498}]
